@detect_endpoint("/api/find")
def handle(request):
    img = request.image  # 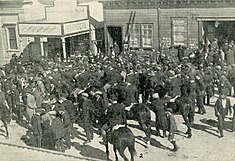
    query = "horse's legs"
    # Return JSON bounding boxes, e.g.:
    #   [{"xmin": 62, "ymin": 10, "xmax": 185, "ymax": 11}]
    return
[
  {"xmin": 113, "ymin": 145, "xmax": 118, "ymax": 161},
  {"xmin": 183, "ymin": 115, "xmax": 192, "ymax": 138},
  {"xmin": 118, "ymin": 147, "xmax": 128, "ymax": 161},
  {"xmin": 105, "ymin": 143, "xmax": 110, "ymax": 161},
  {"xmin": 1, "ymin": 120, "xmax": 9, "ymax": 139},
  {"xmin": 128, "ymin": 144, "xmax": 136, "ymax": 161}
]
